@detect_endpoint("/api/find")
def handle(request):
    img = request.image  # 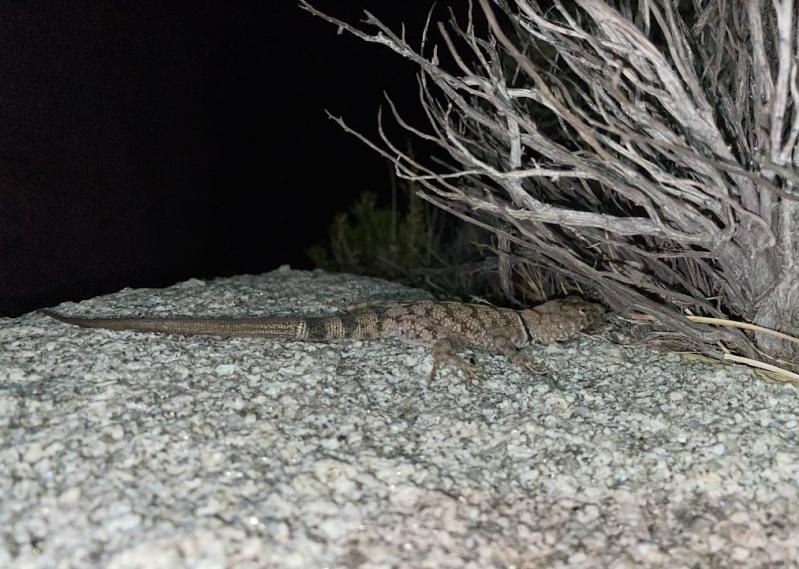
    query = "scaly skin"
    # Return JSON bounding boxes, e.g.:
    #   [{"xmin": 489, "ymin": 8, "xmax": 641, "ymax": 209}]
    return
[{"xmin": 40, "ymin": 296, "xmax": 604, "ymax": 378}]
